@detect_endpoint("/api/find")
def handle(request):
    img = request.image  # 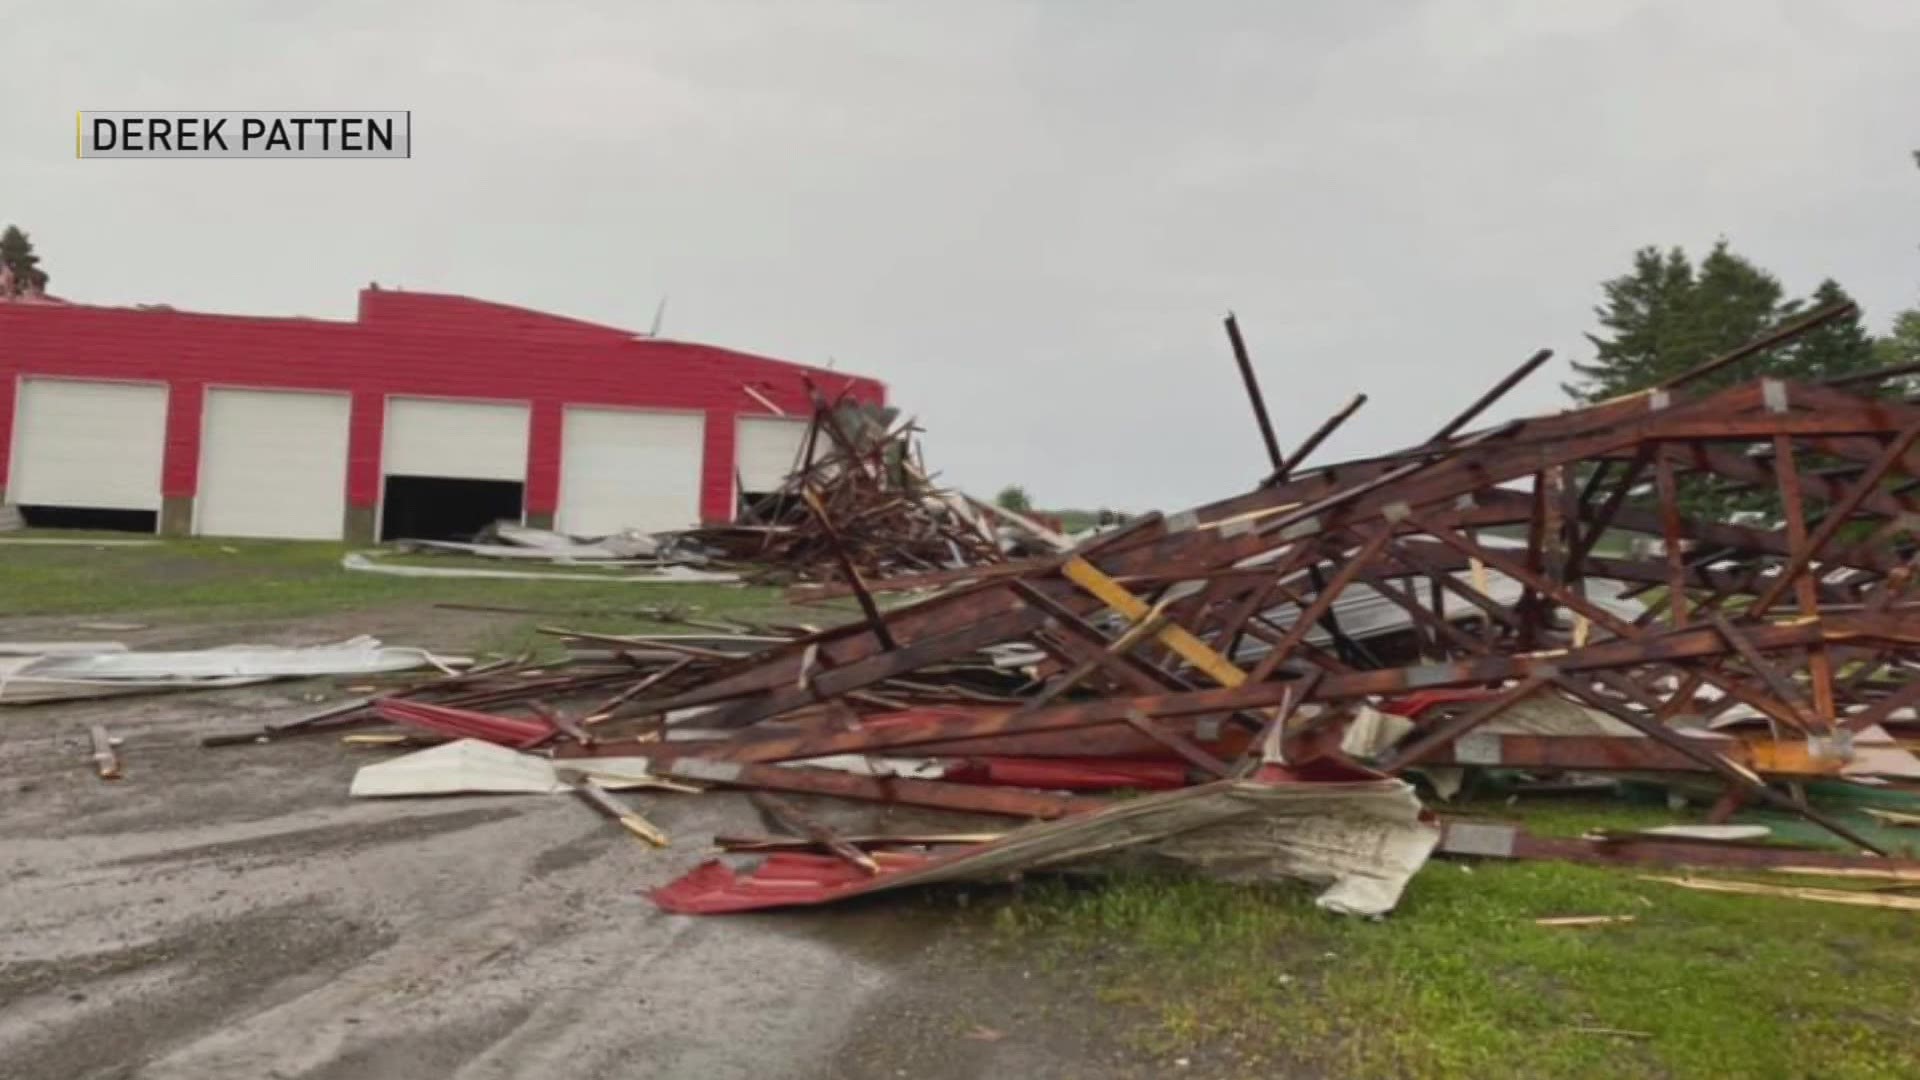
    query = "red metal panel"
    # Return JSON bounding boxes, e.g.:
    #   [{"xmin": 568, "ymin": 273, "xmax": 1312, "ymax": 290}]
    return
[
  {"xmin": 346, "ymin": 390, "xmax": 384, "ymax": 507},
  {"xmin": 526, "ymin": 399, "xmax": 563, "ymax": 515},
  {"xmin": 0, "ymin": 374, "xmax": 15, "ymax": 490},
  {"xmin": 701, "ymin": 407, "xmax": 736, "ymax": 523},
  {"xmin": 161, "ymin": 379, "xmax": 203, "ymax": 498},
  {"xmin": 375, "ymin": 699, "xmax": 554, "ymax": 748},
  {"xmin": 0, "ymin": 290, "xmax": 886, "ymax": 515},
  {"xmin": 653, "ymin": 851, "xmax": 941, "ymax": 915}
]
